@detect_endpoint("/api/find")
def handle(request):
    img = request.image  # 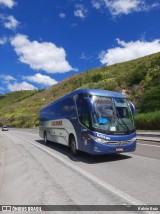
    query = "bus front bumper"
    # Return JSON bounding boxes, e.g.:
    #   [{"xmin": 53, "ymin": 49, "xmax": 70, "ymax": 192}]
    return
[{"xmin": 90, "ymin": 140, "xmax": 136, "ymax": 155}]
